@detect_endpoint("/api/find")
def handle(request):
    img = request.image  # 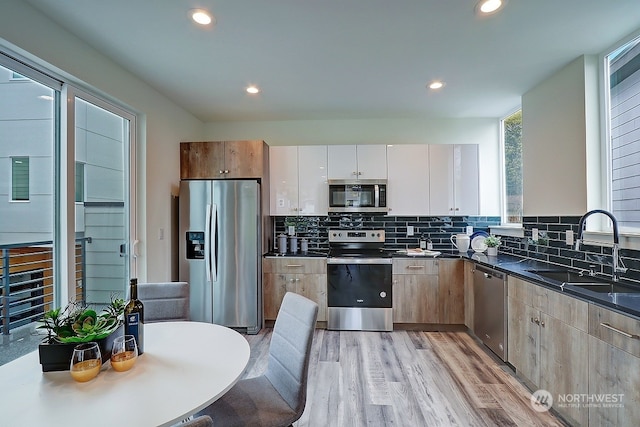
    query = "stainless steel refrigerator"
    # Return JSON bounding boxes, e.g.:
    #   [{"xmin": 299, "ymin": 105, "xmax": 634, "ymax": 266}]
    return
[{"xmin": 179, "ymin": 180, "xmax": 262, "ymax": 334}]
